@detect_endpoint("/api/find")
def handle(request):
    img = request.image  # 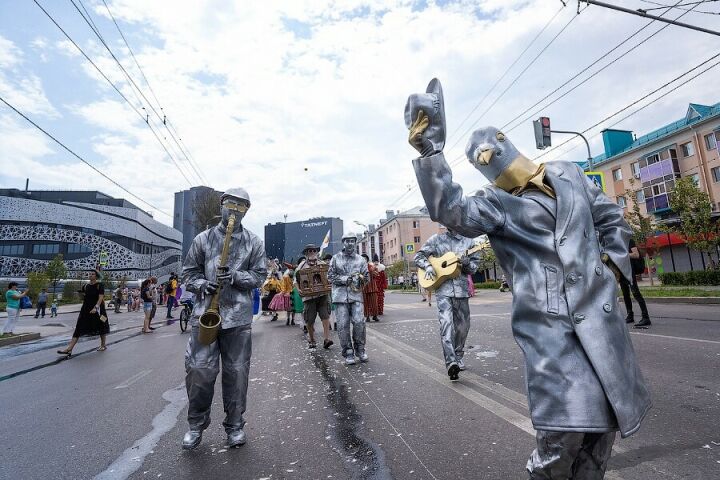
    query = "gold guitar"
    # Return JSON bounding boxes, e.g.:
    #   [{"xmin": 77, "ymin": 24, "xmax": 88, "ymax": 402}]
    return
[{"xmin": 418, "ymin": 243, "xmax": 487, "ymax": 291}]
